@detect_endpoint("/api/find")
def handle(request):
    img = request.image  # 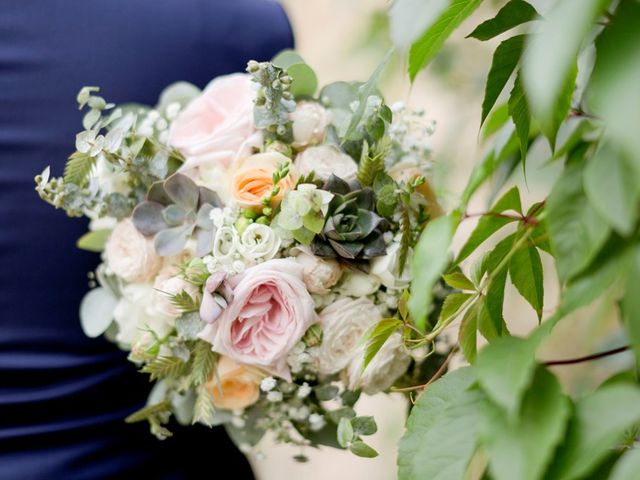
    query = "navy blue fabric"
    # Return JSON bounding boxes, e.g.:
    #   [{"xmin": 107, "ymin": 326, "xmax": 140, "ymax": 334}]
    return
[{"xmin": 0, "ymin": 1, "xmax": 293, "ymax": 479}]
